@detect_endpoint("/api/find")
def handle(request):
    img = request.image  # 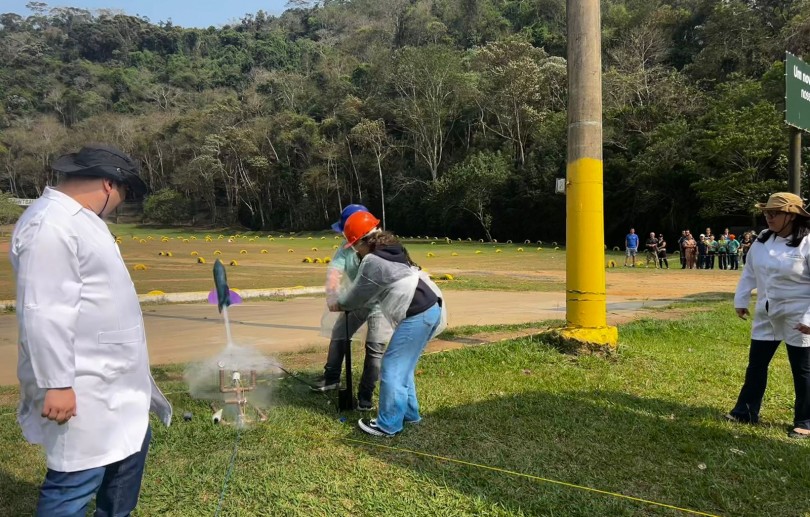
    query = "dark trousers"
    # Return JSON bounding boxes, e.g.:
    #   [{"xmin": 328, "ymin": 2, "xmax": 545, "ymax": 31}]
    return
[
  {"xmin": 323, "ymin": 338, "xmax": 385, "ymax": 405},
  {"xmin": 729, "ymin": 254, "xmax": 739, "ymax": 270},
  {"xmin": 730, "ymin": 340, "xmax": 810, "ymax": 429},
  {"xmin": 324, "ymin": 310, "xmax": 386, "ymax": 405},
  {"xmin": 698, "ymin": 253, "xmax": 707, "ymax": 269},
  {"xmin": 718, "ymin": 252, "xmax": 728, "ymax": 269},
  {"xmin": 707, "ymin": 253, "xmax": 715, "ymax": 269},
  {"xmin": 680, "ymin": 249, "xmax": 686, "ymax": 268}
]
